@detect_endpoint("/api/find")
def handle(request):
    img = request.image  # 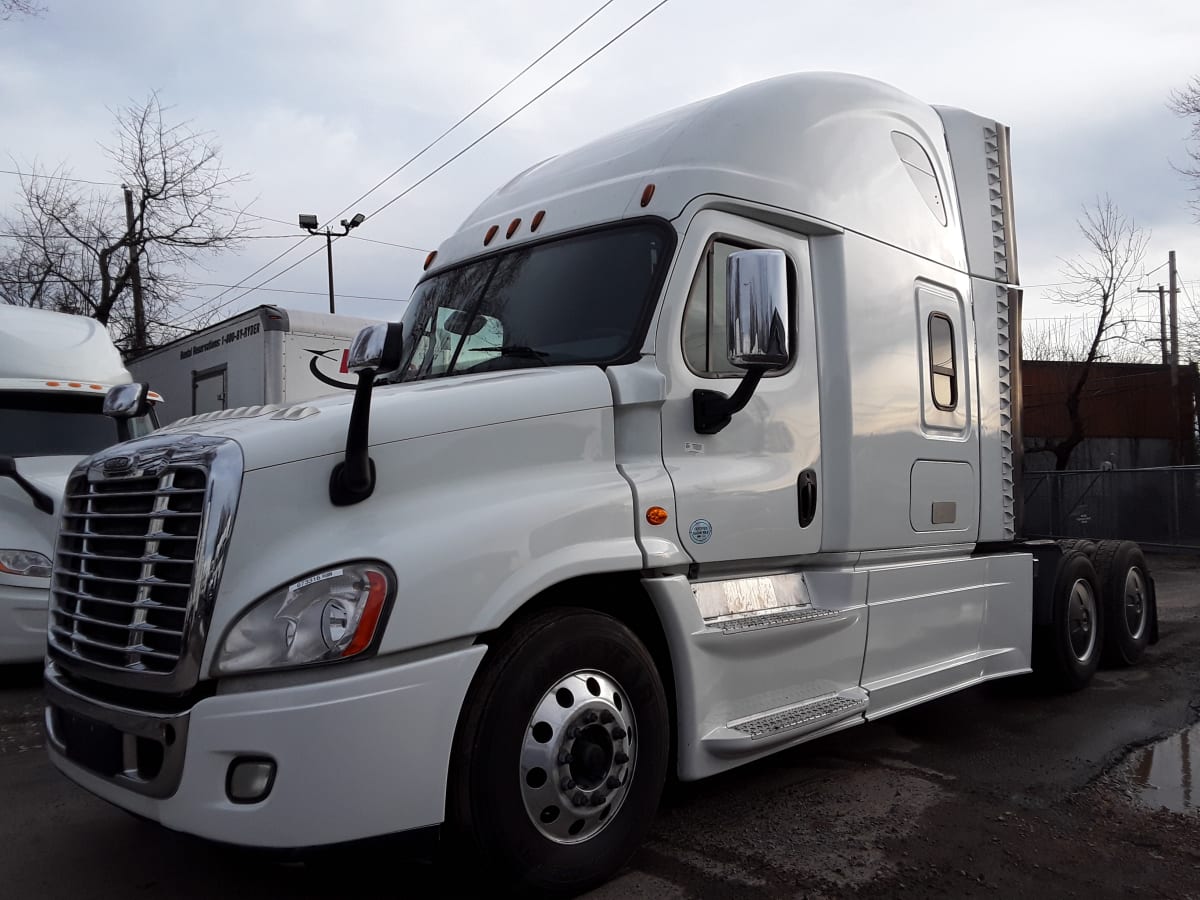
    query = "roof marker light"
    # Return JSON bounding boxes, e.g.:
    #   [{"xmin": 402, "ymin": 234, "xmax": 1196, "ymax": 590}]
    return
[
  {"xmin": 68, "ymin": 382, "xmax": 82, "ymax": 388},
  {"xmin": 646, "ymin": 506, "xmax": 669, "ymax": 526},
  {"xmin": 89, "ymin": 384, "xmax": 102, "ymax": 390},
  {"xmin": 531, "ymin": 210, "xmax": 545, "ymax": 232},
  {"xmin": 506, "ymin": 218, "xmax": 521, "ymax": 239},
  {"xmin": 46, "ymin": 381, "xmax": 60, "ymax": 387},
  {"xmin": 484, "ymin": 225, "xmax": 499, "ymax": 246},
  {"xmin": 424, "ymin": 250, "xmax": 437, "ymax": 270},
  {"xmin": 640, "ymin": 184, "xmax": 656, "ymax": 207}
]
